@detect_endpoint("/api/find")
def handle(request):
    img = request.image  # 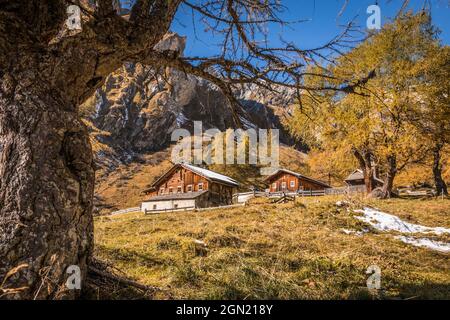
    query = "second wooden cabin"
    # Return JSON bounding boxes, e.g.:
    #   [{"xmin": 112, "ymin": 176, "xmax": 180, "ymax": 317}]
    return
[{"xmin": 264, "ymin": 168, "xmax": 331, "ymax": 192}]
